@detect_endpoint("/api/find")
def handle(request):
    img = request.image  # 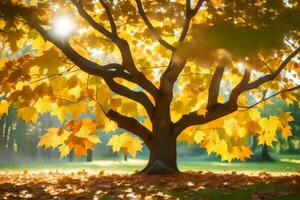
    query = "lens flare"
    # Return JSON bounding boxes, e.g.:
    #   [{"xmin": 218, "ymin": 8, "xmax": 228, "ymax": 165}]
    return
[{"xmin": 53, "ymin": 15, "xmax": 74, "ymax": 37}]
